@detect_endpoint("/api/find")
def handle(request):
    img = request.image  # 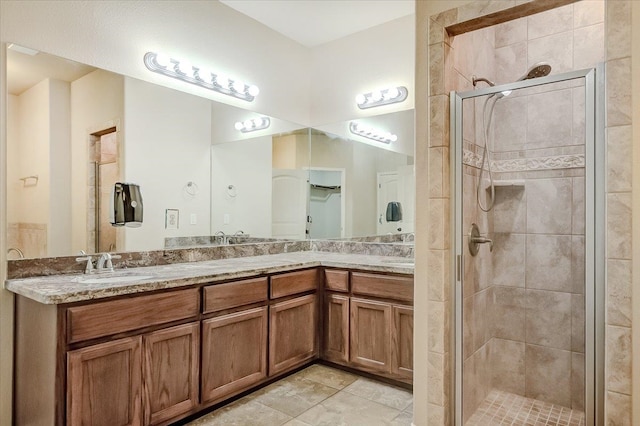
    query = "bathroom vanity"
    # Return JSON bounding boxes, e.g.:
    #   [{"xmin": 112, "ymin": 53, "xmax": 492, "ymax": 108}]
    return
[{"xmin": 7, "ymin": 251, "xmax": 413, "ymax": 426}]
